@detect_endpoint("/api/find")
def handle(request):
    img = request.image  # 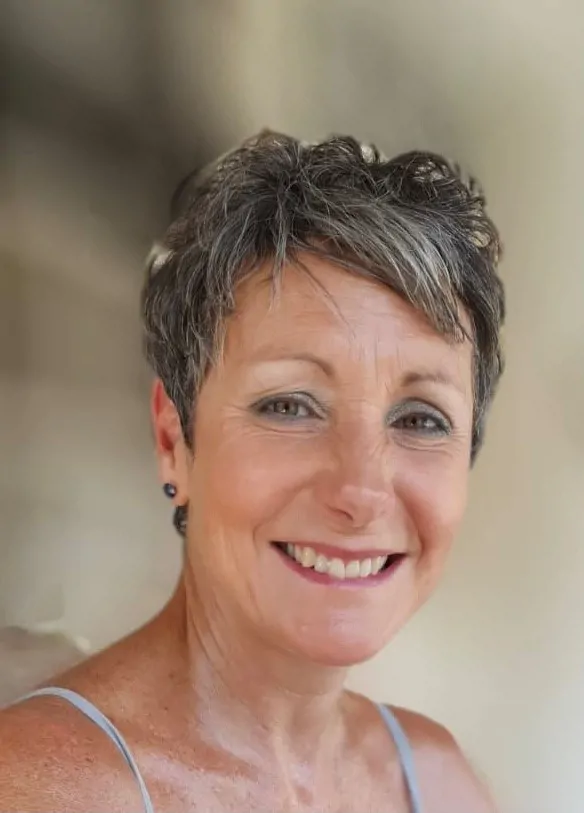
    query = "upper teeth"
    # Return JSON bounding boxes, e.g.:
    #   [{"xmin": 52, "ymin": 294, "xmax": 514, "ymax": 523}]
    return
[{"xmin": 285, "ymin": 544, "xmax": 389, "ymax": 580}]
